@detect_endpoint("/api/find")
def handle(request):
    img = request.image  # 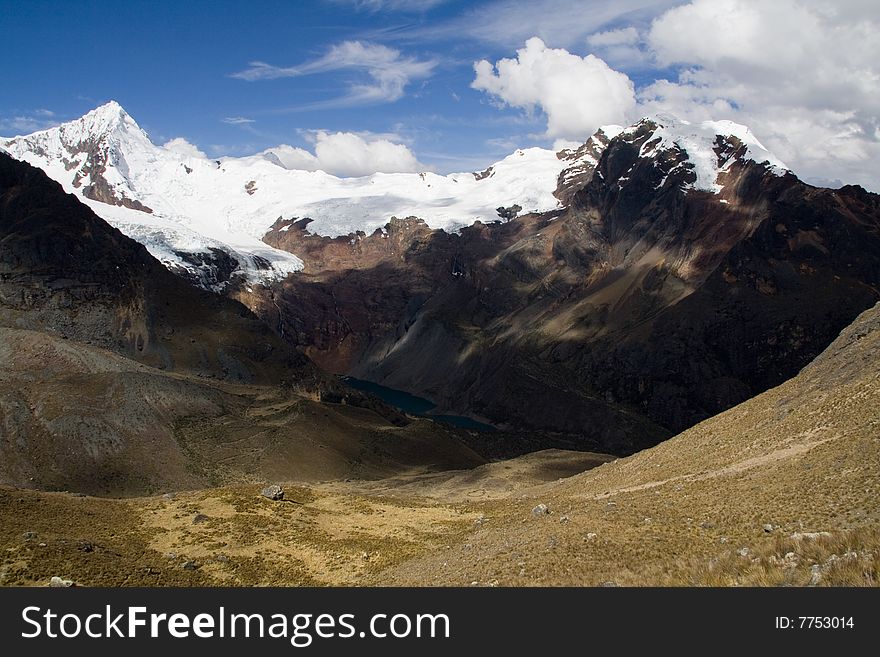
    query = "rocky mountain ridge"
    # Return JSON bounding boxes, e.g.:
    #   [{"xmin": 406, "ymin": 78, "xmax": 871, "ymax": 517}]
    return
[{"xmin": 254, "ymin": 119, "xmax": 880, "ymax": 452}]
